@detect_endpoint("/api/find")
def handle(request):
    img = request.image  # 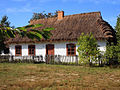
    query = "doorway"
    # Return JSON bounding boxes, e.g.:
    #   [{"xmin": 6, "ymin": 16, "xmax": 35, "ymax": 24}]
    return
[{"xmin": 46, "ymin": 44, "xmax": 54, "ymax": 55}]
